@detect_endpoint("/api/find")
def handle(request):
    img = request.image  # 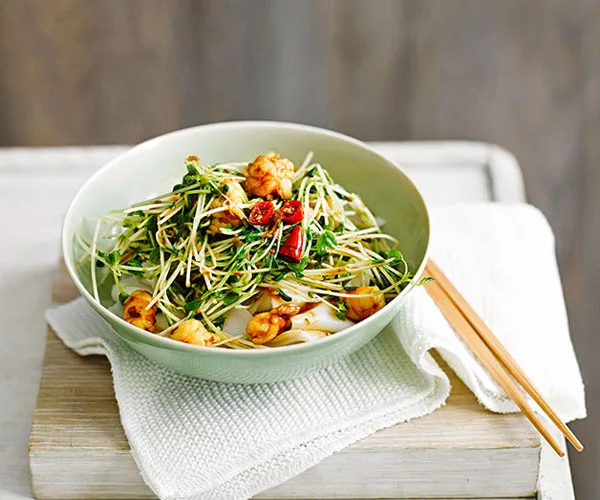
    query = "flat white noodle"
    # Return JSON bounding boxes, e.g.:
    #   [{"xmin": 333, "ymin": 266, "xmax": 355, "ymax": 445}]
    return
[
  {"xmin": 222, "ymin": 308, "xmax": 253, "ymax": 337},
  {"xmin": 247, "ymin": 289, "xmax": 307, "ymax": 314},
  {"xmin": 111, "ymin": 275, "xmax": 155, "ymax": 303},
  {"xmin": 267, "ymin": 329, "xmax": 328, "ymax": 347},
  {"xmin": 290, "ymin": 302, "xmax": 355, "ymax": 332}
]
